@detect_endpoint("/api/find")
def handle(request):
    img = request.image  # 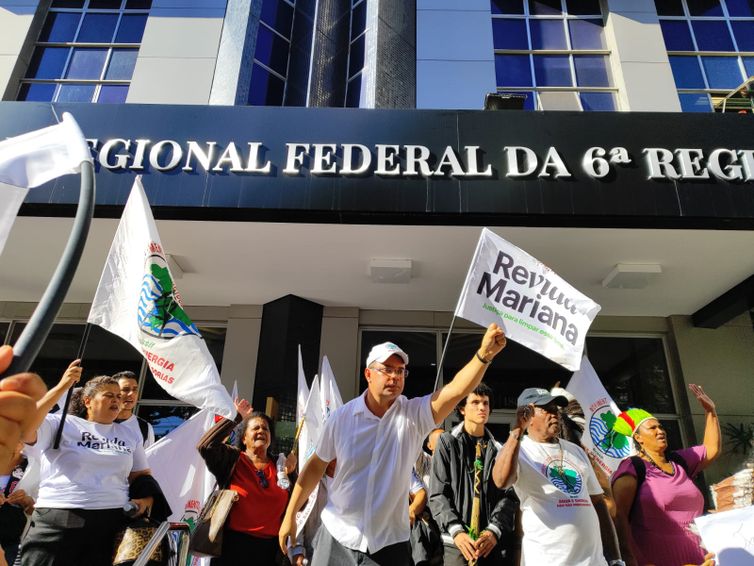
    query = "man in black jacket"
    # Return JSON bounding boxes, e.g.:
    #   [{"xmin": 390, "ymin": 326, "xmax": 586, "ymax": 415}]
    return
[{"xmin": 429, "ymin": 383, "xmax": 517, "ymax": 566}]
